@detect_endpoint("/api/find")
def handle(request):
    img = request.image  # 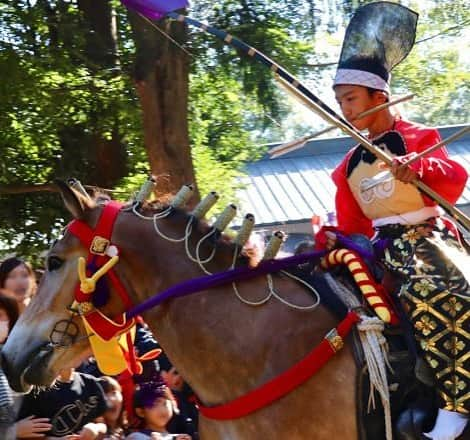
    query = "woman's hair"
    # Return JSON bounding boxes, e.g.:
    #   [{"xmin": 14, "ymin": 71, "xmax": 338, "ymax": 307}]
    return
[
  {"xmin": 0, "ymin": 257, "xmax": 35, "ymax": 289},
  {"xmin": 0, "ymin": 291, "xmax": 20, "ymax": 332},
  {"xmin": 133, "ymin": 375, "xmax": 179, "ymax": 414}
]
